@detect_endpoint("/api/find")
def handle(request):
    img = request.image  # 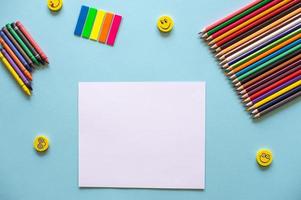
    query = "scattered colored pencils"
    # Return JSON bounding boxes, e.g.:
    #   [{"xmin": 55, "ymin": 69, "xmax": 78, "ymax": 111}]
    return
[
  {"xmin": 0, "ymin": 21, "xmax": 48, "ymax": 96},
  {"xmin": 201, "ymin": 0, "xmax": 301, "ymax": 119}
]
